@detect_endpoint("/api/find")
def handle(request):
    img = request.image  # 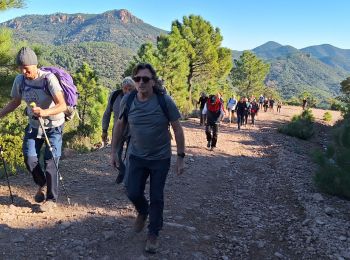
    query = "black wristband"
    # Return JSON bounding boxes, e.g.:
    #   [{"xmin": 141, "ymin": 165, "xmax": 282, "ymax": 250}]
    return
[{"xmin": 177, "ymin": 152, "xmax": 185, "ymax": 158}]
